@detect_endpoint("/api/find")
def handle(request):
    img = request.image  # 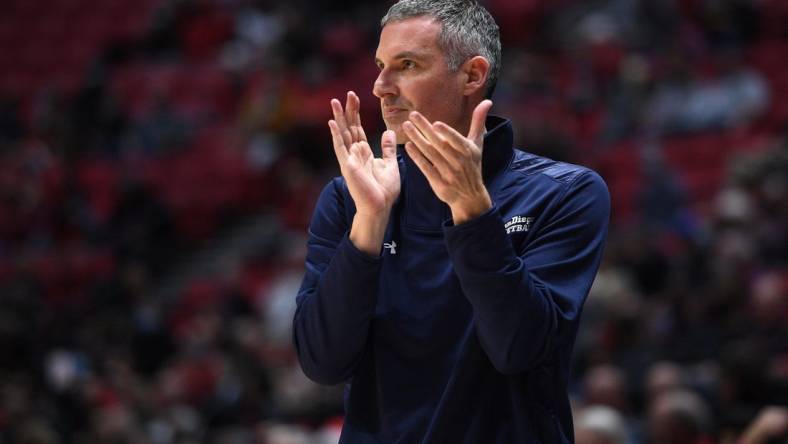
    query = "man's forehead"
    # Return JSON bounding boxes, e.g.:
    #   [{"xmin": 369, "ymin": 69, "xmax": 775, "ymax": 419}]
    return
[{"xmin": 375, "ymin": 16, "xmax": 442, "ymax": 60}]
